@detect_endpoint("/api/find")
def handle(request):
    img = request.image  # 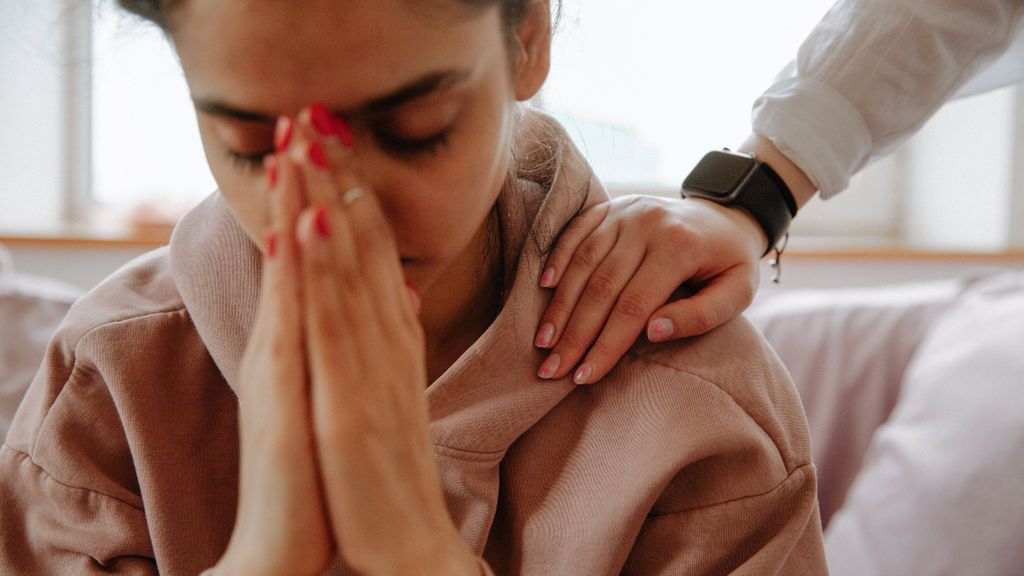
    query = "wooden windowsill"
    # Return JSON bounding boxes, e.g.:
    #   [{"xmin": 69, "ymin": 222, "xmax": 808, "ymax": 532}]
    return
[
  {"xmin": 2, "ymin": 228, "xmax": 1023, "ymax": 261},
  {"xmin": 785, "ymin": 249, "xmax": 1024, "ymax": 261},
  {"xmin": 0, "ymin": 225, "xmax": 172, "ymax": 249}
]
